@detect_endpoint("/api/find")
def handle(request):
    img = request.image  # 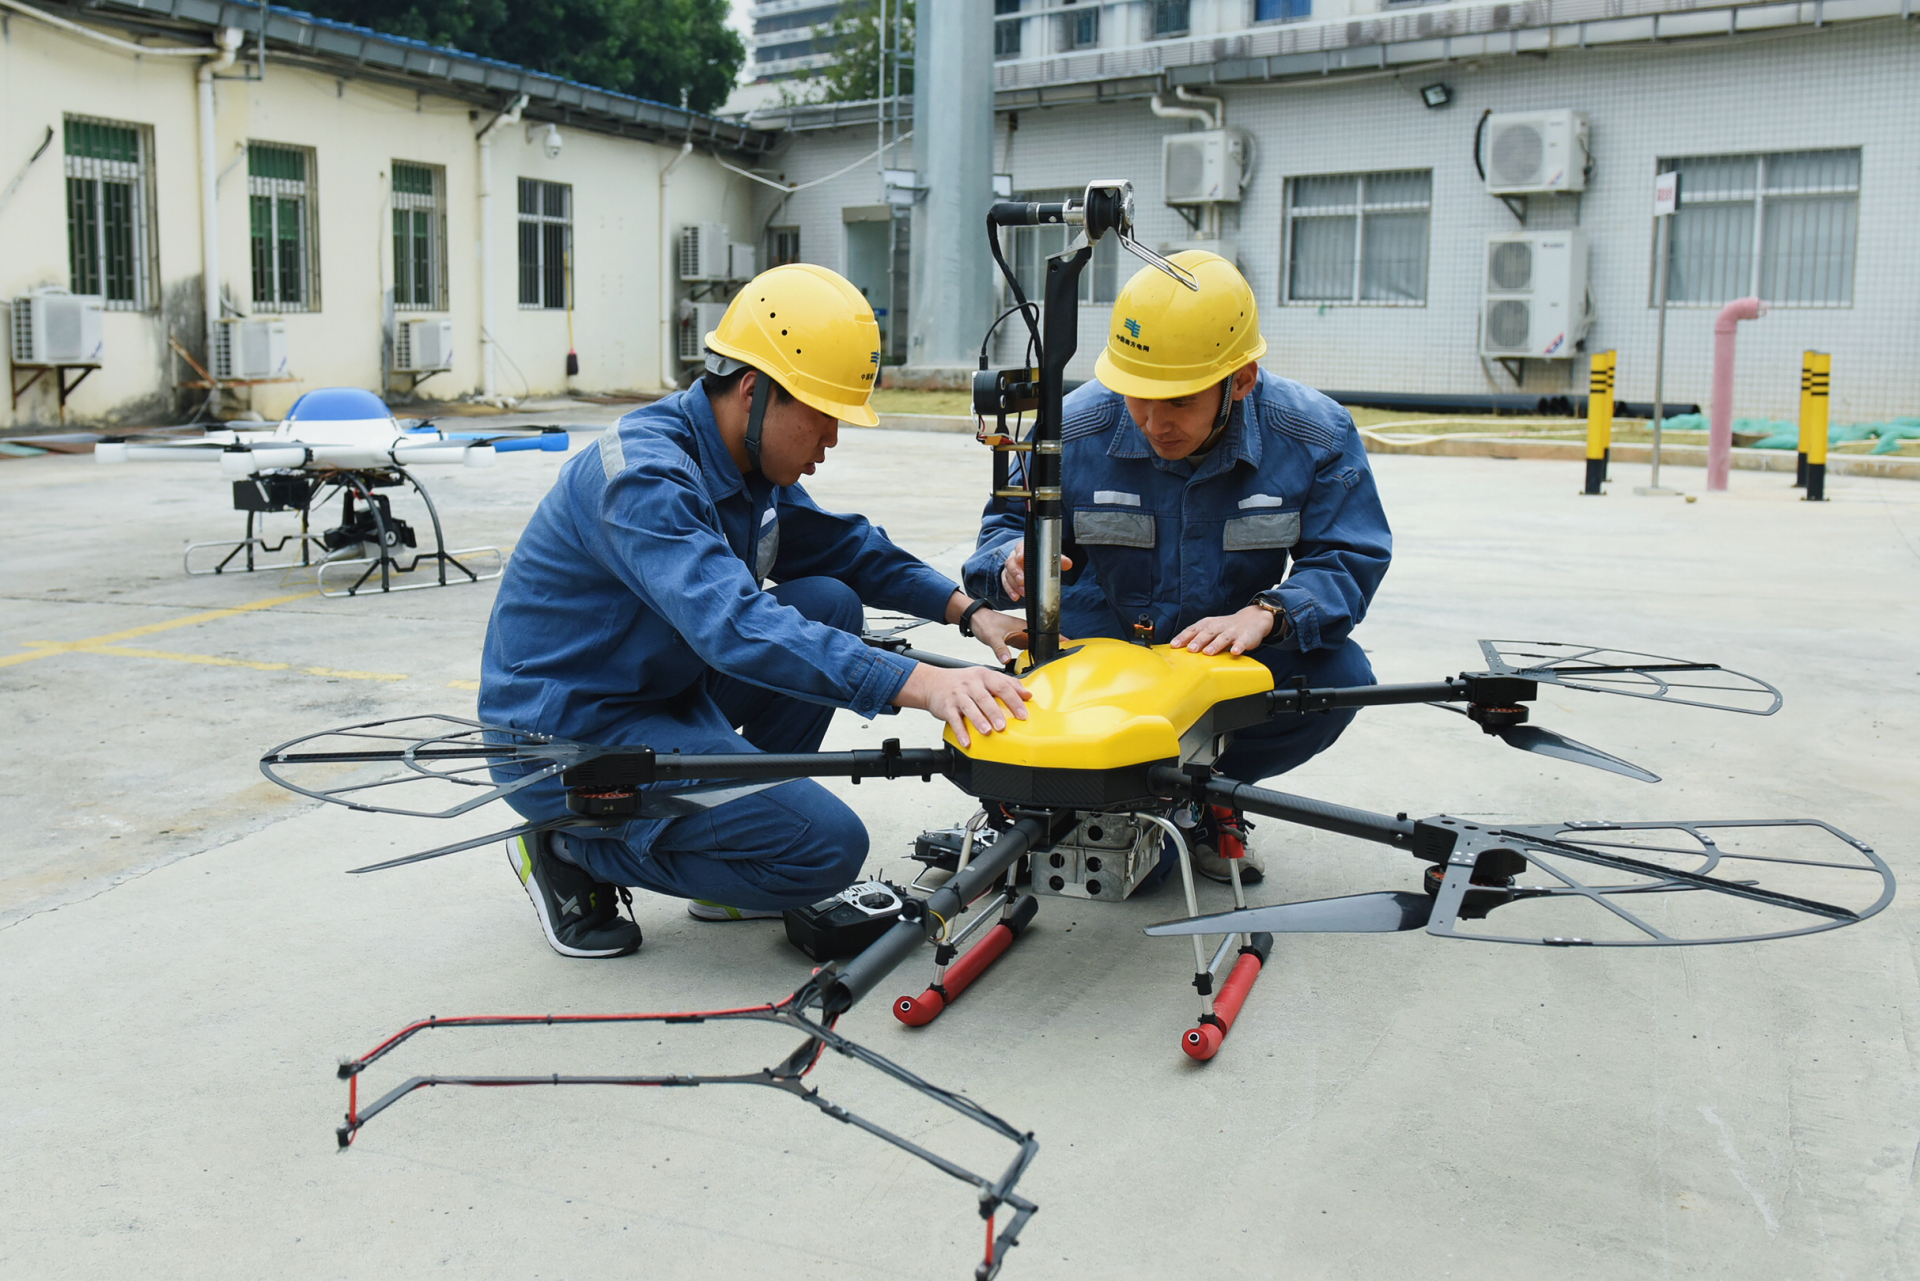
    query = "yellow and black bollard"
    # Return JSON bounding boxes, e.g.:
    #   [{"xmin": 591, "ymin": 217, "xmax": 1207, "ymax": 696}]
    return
[
  {"xmin": 1583, "ymin": 350, "xmax": 1615, "ymax": 495},
  {"xmin": 1803, "ymin": 352, "xmax": 1830, "ymax": 502}
]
